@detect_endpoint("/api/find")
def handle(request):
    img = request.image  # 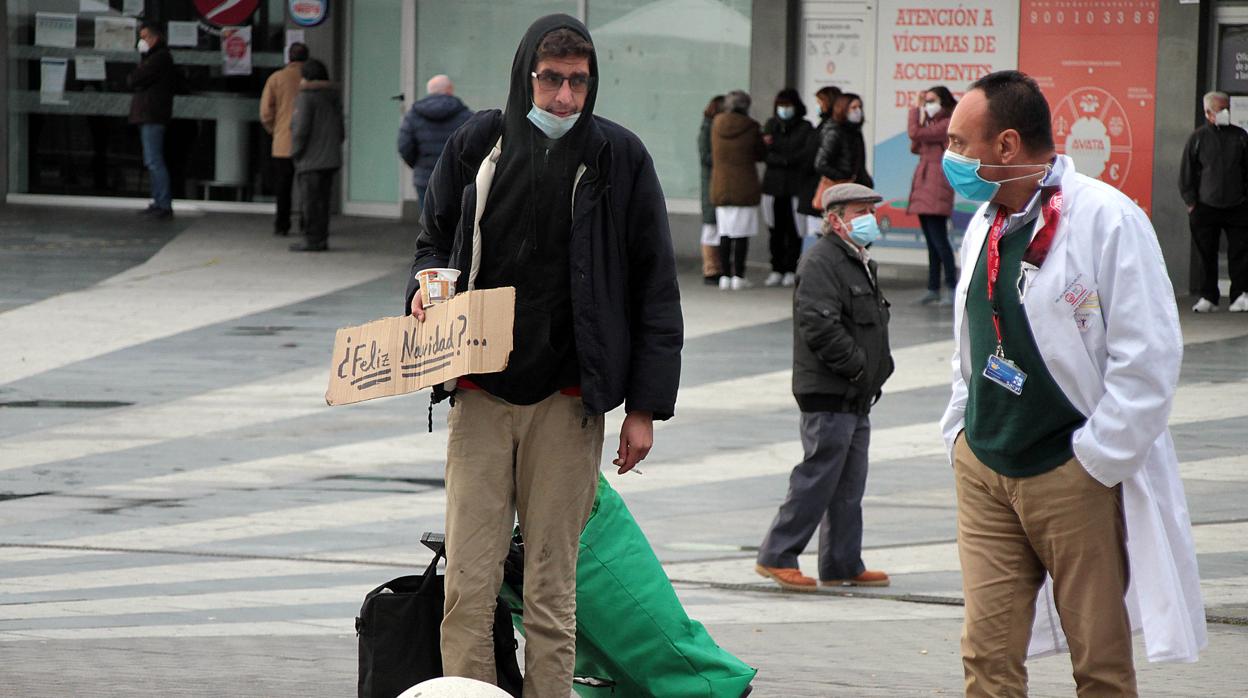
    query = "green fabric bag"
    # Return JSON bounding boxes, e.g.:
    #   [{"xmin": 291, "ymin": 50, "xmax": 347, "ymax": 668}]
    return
[{"xmin": 505, "ymin": 474, "xmax": 757, "ymax": 697}]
